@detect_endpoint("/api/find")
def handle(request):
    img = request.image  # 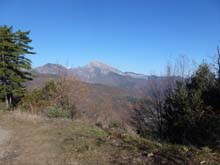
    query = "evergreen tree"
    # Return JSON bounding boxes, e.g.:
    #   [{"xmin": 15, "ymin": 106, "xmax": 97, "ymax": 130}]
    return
[
  {"xmin": 163, "ymin": 81, "xmax": 192, "ymax": 144},
  {"xmin": 162, "ymin": 63, "xmax": 220, "ymax": 147},
  {"xmin": 0, "ymin": 25, "xmax": 34, "ymax": 108}
]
